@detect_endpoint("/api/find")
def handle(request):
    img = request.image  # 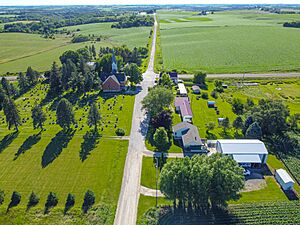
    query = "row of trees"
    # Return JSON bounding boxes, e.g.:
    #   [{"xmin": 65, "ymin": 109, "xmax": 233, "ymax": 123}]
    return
[
  {"xmin": 0, "ymin": 189, "xmax": 95, "ymax": 214},
  {"xmin": 111, "ymin": 15, "xmax": 154, "ymax": 29},
  {"xmin": 159, "ymin": 154, "xmax": 244, "ymax": 210}
]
